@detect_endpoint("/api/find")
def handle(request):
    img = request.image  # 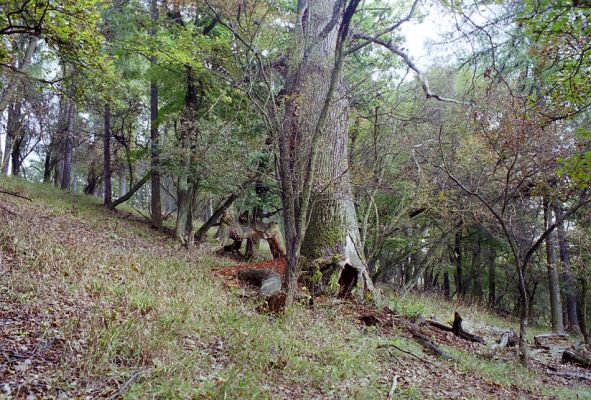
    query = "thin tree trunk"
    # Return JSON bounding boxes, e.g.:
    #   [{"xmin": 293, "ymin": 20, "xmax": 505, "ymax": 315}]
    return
[
  {"xmin": 61, "ymin": 101, "xmax": 75, "ymax": 190},
  {"xmin": 554, "ymin": 200, "xmax": 580, "ymax": 333},
  {"xmin": 149, "ymin": 0, "xmax": 162, "ymax": 229},
  {"xmin": 544, "ymin": 198, "xmax": 564, "ymax": 334},
  {"xmin": 43, "ymin": 150, "xmax": 52, "ymax": 183},
  {"xmin": 176, "ymin": 67, "xmax": 197, "ymax": 244},
  {"xmin": 579, "ymin": 278, "xmax": 589, "ymax": 344},
  {"xmin": 443, "ymin": 271, "xmax": 450, "ymax": 300},
  {"xmin": 0, "ymin": 36, "xmax": 38, "ymax": 117},
  {"xmin": 472, "ymin": 239, "xmax": 483, "ymax": 300},
  {"xmin": 195, "ymin": 193, "xmax": 239, "ymax": 242},
  {"xmin": 109, "ymin": 171, "xmax": 151, "ymax": 210},
  {"xmin": 516, "ymin": 259, "xmax": 529, "ymax": 363},
  {"xmin": 8, "ymin": 102, "xmax": 23, "ymax": 176},
  {"xmin": 488, "ymin": 246, "xmax": 496, "ymax": 307},
  {"xmin": 103, "ymin": 104, "xmax": 112, "ymax": 206},
  {"xmin": 454, "ymin": 230, "xmax": 464, "ymax": 298}
]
